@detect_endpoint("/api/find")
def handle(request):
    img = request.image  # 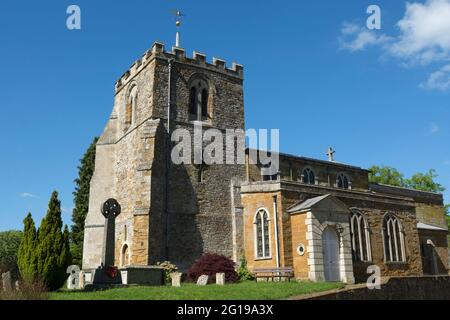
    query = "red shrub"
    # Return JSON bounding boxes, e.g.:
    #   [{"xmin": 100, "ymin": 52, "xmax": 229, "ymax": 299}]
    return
[{"xmin": 187, "ymin": 253, "xmax": 238, "ymax": 284}]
